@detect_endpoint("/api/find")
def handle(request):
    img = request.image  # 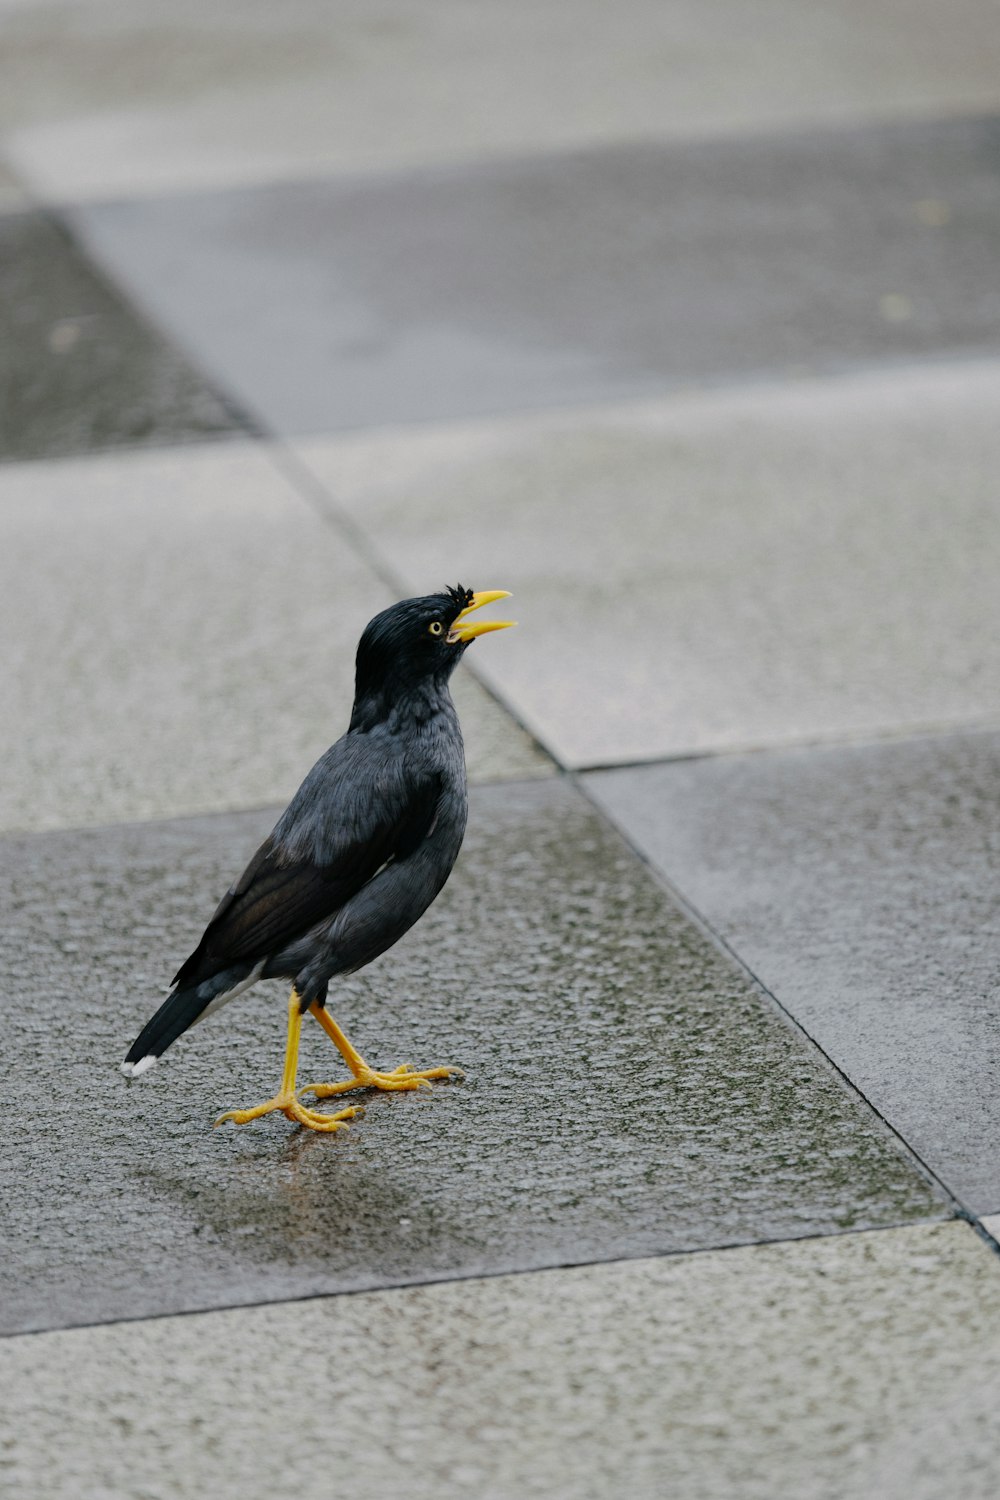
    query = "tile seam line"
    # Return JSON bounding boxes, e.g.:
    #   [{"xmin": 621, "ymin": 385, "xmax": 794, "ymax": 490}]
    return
[
  {"xmin": 567, "ymin": 765, "xmax": 1000, "ymax": 1257},
  {"xmin": 0, "ymin": 1213, "xmax": 972, "ymax": 1344},
  {"xmin": 572, "ymin": 715, "xmax": 1000, "ymax": 772}
]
